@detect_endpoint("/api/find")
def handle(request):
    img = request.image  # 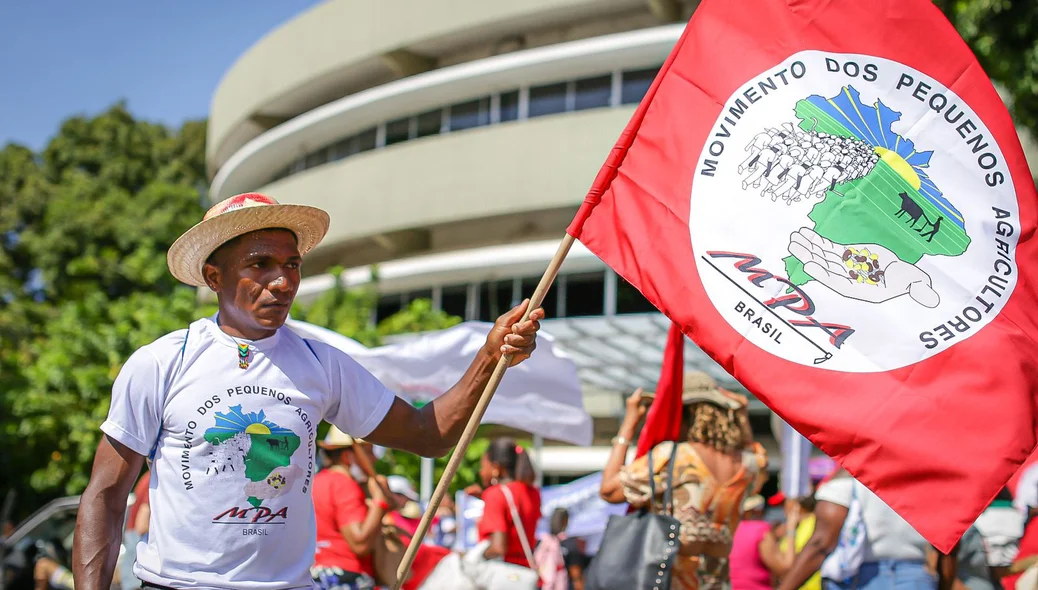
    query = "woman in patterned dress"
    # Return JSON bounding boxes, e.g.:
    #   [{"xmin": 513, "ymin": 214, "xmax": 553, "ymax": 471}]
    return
[{"xmin": 600, "ymin": 372, "xmax": 768, "ymax": 590}]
